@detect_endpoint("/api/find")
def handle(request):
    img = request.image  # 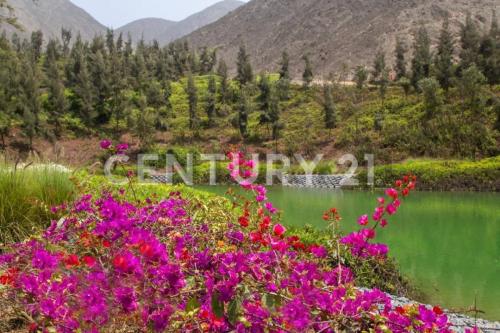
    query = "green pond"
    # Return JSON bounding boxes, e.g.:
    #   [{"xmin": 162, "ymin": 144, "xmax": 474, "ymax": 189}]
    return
[{"xmin": 199, "ymin": 186, "xmax": 500, "ymax": 321}]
